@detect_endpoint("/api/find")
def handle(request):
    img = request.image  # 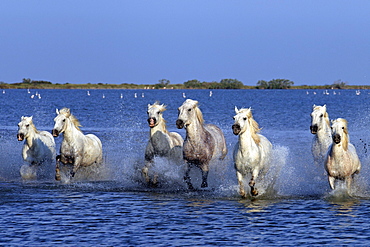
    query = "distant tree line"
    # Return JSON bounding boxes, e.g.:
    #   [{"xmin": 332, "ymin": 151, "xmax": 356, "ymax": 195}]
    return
[
  {"xmin": 256, "ymin": 79, "xmax": 294, "ymax": 89},
  {"xmin": 21, "ymin": 78, "xmax": 52, "ymax": 85},
  {"xmin": 2, "ymin": 77, "xmax": 366, "ymax": 90},
  {"xmin": 183, "ymin": 79, "xmax": 244, "ymax": 89}
]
